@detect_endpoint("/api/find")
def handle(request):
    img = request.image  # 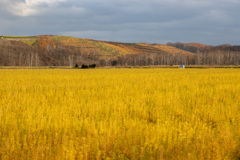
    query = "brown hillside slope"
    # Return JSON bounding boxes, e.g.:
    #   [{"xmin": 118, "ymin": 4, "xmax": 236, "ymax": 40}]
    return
[
  {"xmin": 49, "ymin": 36, "xmax": 194, "ymax": 56},
  {"xmin": 0, "ymin": 35, "xmax": 197, "ymax": 66},
  {"xmin": 167, "ymin": 42, "xmax": 212, "ymax": 53},
  {"xmin": 184, "ymin": 43, "xmax": 211, "ymax": 49},
  {"xmin": 1, "ymin": 35, "xmax": 240, "ymax": 66},
  {"xmin": 103, "ymin": 41, "xmax": 194, "ymax": 56}
]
